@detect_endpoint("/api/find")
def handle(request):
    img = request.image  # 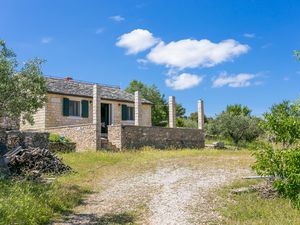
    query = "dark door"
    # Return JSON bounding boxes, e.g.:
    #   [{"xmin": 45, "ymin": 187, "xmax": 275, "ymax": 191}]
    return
[{"xmin": 101, "ymin": 103, "xmax": 110, "ymax": 133}]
